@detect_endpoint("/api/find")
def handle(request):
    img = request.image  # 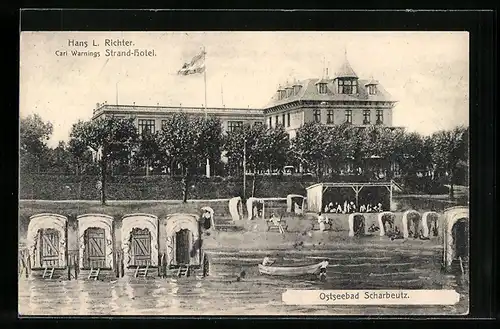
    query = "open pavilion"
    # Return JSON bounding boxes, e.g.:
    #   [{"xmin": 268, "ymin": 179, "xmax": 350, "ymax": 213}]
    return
[{"xmin": 306, "ymin": 181, "xmax": 401, "ymax": 213}]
